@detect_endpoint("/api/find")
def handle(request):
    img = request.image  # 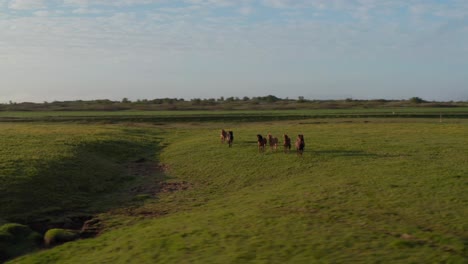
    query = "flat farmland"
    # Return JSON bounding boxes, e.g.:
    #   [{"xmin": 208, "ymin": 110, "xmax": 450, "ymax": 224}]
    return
[
  {"xmin": 1, "ymin": 116, "xmax": 467, "ymax": 263},
  {"xmin": 1, "ymin": 107, "xmax": 468, "ymax": 123}
]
